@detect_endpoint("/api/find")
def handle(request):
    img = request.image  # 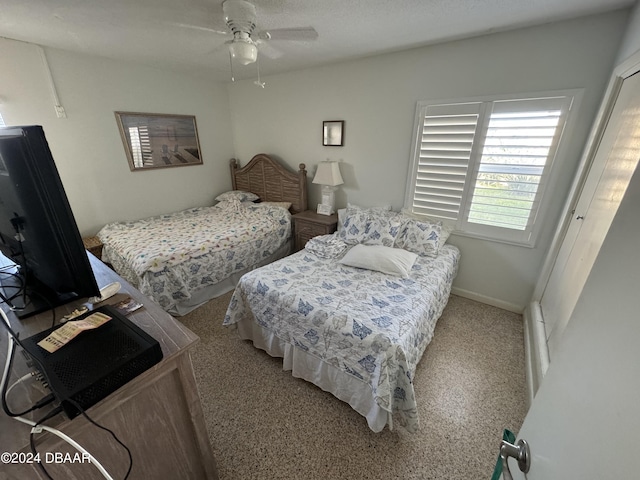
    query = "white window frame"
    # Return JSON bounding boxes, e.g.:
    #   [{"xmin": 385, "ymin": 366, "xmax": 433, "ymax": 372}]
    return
[{"xmin": 404, "ymin": 89, "xmax": 582, "ymax": 247}]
